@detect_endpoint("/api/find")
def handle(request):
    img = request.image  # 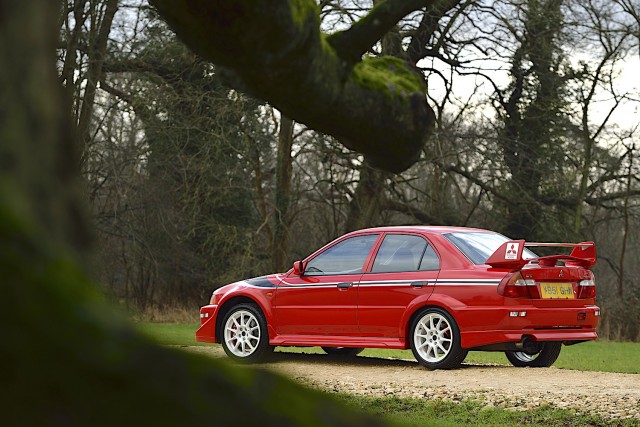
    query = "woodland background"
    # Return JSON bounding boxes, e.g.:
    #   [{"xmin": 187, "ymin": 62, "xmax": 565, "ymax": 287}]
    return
[{"xmin": 60, "ymin": 0, "xmax": 640, "ymax": 340}]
